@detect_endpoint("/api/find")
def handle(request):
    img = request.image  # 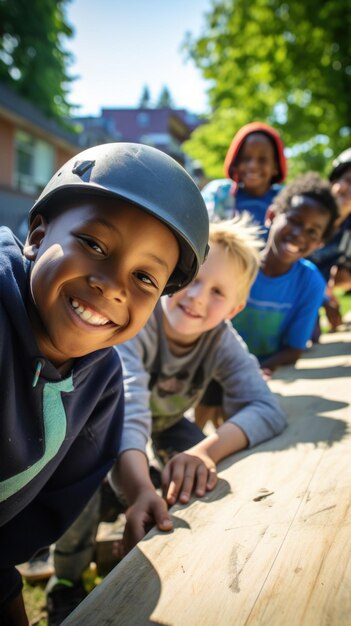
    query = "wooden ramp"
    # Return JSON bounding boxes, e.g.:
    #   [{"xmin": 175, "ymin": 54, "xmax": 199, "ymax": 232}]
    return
[{"xmin": 63, "ymin": 330, "xmax": 351, "ymax": 626}]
